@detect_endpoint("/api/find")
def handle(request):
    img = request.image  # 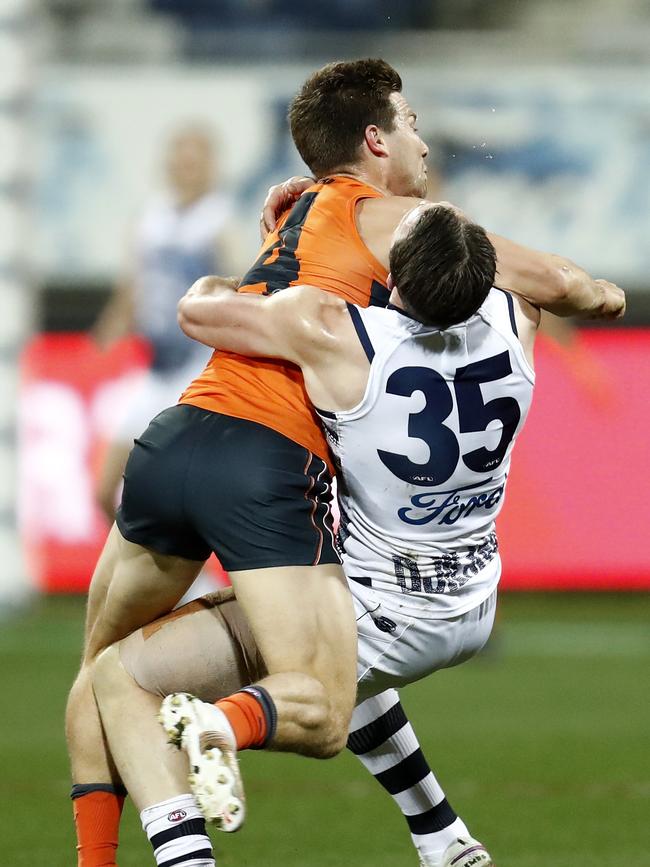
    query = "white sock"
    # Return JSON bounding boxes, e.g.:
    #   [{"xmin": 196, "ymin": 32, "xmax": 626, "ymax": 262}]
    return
[
  {"xmin": 140, "ymin": 794, "xmax": 215, "ymax": 866},
  {"xmin": 415, "ymin": 816, "xmax": 472, "ymax": 865}
]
